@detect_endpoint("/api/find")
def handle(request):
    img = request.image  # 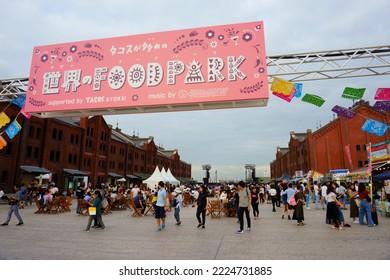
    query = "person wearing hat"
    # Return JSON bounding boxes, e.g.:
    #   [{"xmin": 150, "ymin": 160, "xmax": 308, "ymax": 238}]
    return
[{"xmin": 173, "ymin": 187, "xmax": 183, "ymax": 225}]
